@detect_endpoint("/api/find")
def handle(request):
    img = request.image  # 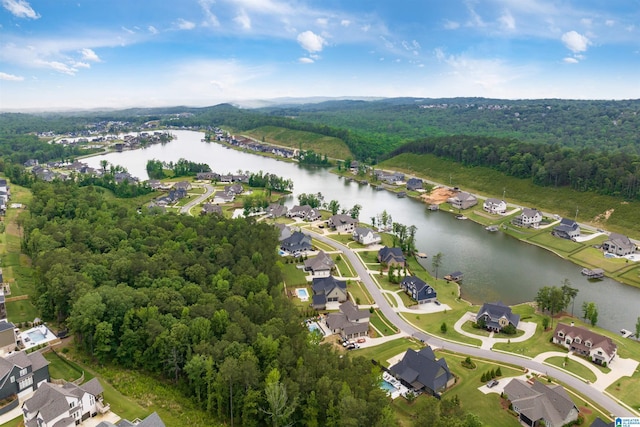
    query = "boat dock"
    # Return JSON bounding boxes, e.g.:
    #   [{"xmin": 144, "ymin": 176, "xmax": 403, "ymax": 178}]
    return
[
  {"xmin": 444, "ymin": 271, "xmax": 464, "ymax": 282},
  {"xmin": 620, "ymin": 329, "xmax": 634, "ymax": 338},
  {"xmin": 581, "ymin": 268, "xmax": 604, "ymax": 279},
  {"xmin": 416, "ymin": 253, "xmax": 427, "ymax": 259}
]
